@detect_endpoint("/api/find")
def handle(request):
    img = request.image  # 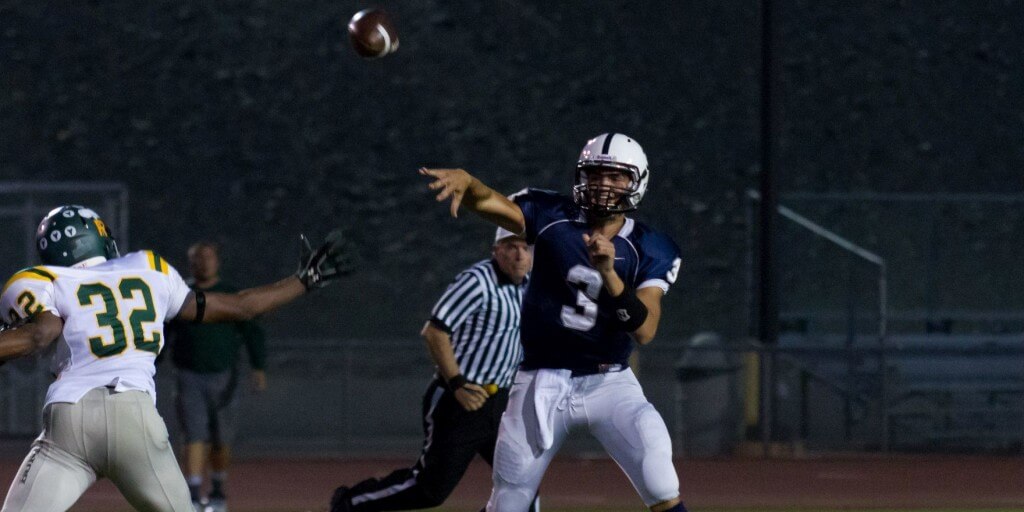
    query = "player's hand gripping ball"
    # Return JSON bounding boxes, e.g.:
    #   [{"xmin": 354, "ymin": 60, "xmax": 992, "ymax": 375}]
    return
[{"xmin": 347, "ymin": 8, "xmax": 399, "ymax": 59}]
